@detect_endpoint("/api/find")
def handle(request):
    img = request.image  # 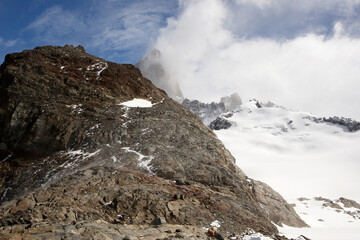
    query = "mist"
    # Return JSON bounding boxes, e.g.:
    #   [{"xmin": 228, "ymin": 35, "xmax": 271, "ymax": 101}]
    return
[{"xmin": 152, "ymin": 0, "xmax": 360, "ymax": 120}]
